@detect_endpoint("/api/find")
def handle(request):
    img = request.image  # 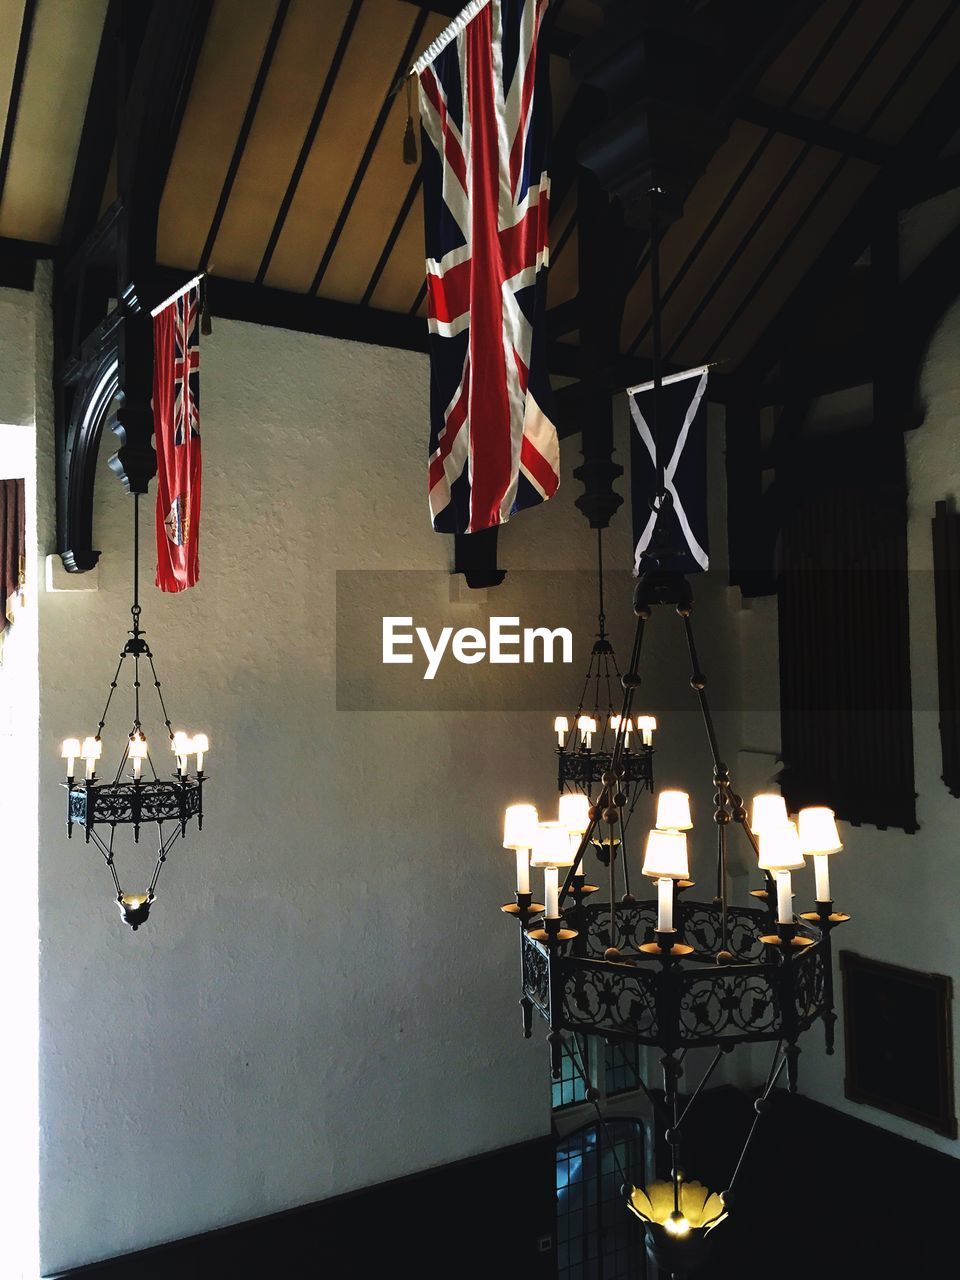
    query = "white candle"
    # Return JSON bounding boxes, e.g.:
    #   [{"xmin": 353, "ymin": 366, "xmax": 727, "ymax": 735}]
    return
[
  {"xmin": 814, "ymin": 853, "xmax": 831, "ymax": 903},
  {"xmin": 544, "ymin": 866, "xmax": 560, "ymax": 919},
  {"xmin": 66, "ymin": 754, "xmax": 76, "ymax": 777},
  {"xmin": 657, "ymin": 877, "xmax": 674, "ymax": 932},
  {"xmin": 516, "ymin": 848, "xmax": 530, "ymax": 895},
  {"xmin": 133, "ymin": 756, "xmax": 142, "ymax": 780},
  {"xmin": 776, "ymin": 870, "xmax": 794, "ymax": 925}
]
